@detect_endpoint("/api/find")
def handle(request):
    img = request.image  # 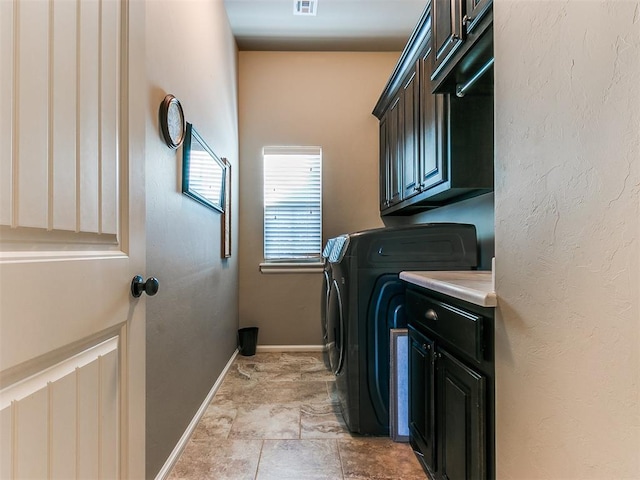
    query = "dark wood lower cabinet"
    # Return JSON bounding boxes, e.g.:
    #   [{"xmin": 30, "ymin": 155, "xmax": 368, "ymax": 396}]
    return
[
  {"xmin": 438, "ymin": 349, "xmax": 486, "ymax": 480},
  {"xmin": 407, "ymin": 288, "xmax": 494, "ymax": 480},
  {"xmin": 409, "ymin": 331, "xmax": 436, "ymax": 473}
]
